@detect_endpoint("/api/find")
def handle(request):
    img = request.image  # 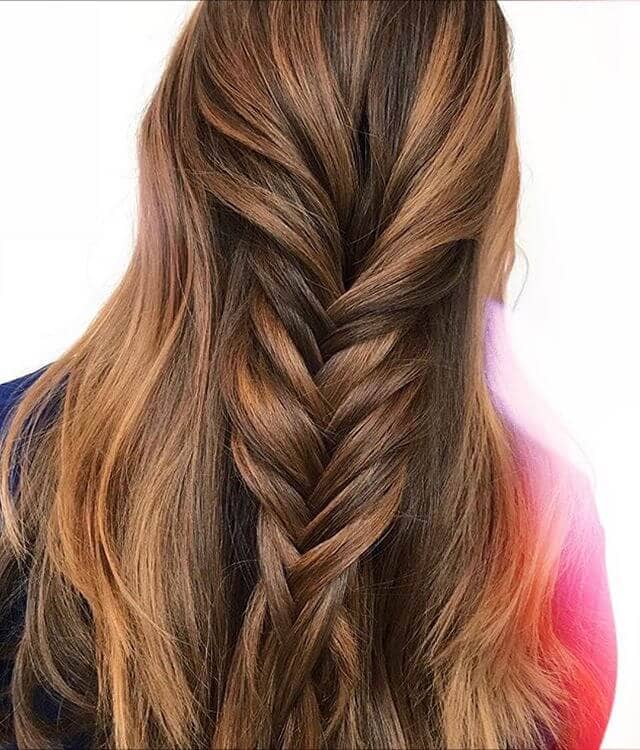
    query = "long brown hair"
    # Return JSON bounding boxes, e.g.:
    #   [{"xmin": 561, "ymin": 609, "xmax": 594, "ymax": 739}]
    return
[{"xmin": 0, "ymin": 2, "xmax": 600, "ymax": 748}]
